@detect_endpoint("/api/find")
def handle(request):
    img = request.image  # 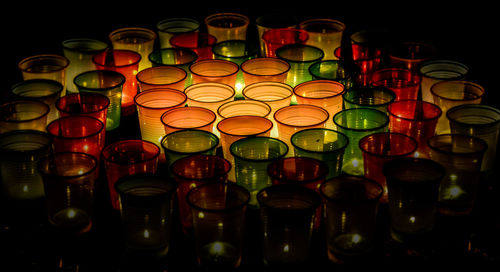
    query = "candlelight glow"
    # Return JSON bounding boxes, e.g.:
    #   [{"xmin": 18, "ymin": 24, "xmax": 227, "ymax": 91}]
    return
[
  {"xmin": 351, "ymin": 159, "xmax": 359, "ymax": 168},
  {"xmin": 209, "ymin": 242, "xmax": 224, "ymax": 255},
  {"xmin": 409, "ymin": 216, "xmax": 416, "ymax": 224},
  {"xmin": 351, "ymin": 234, "xmax": 361, "ymax": 244},
  {"xmin": 143, "ymin": 229, "xmax": 150, "ymax": 239},
  {"xmin": 283, "ymin": 243, "xmax": 290, "ymax": 253},
  {"xmin": 67, "ymin": 208, "xmax": 76, "ymax": 219}
]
